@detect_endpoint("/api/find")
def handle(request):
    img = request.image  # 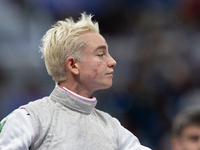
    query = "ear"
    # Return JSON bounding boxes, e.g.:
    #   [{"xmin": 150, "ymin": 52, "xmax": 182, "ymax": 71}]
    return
[
  {"xmin": 171, "ymin": 136, "xmax": 182, "ymax": 150},
  {"xmin": 65, "ymin": 57, "xmax": 79, "ymax": 75}
]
